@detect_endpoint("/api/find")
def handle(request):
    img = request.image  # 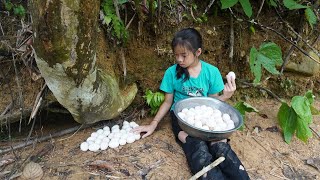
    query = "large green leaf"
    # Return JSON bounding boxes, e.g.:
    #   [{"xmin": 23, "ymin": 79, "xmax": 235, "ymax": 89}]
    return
[
  {"xmin": 295, "ymin": 116, "xmax": 313, "ymax": 143},
  {"xmin": 239, "ymin": 0, "xmax": 252, "ymax": 18},
  {"xmin": 249, "ymin": 42, "xmax": 283, "ymax": 84},
  {"xmin": 221, "ymin": 0, "xmax": 238, "ymax": 9},
  {"xmin": 283, "ymin": 0, "xmax": 307, "ymax": 10},
  {"xmin": 291, "ymin": 96, "xmax": 312, "ymax": 124},
  {"xmin": 234, "ymin": 101, "xmax": 259, "ymax": 130},
  {"xmin": 249, "ymin": 47, "xmax": 262, "ymax": 84},
  {"xmin": 305, "ymin": 8, "xmax": 317, "ymax": 29},
  {"xmin": 278, "ymin": 103, "xmax": 297, "ymax": 143}
]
